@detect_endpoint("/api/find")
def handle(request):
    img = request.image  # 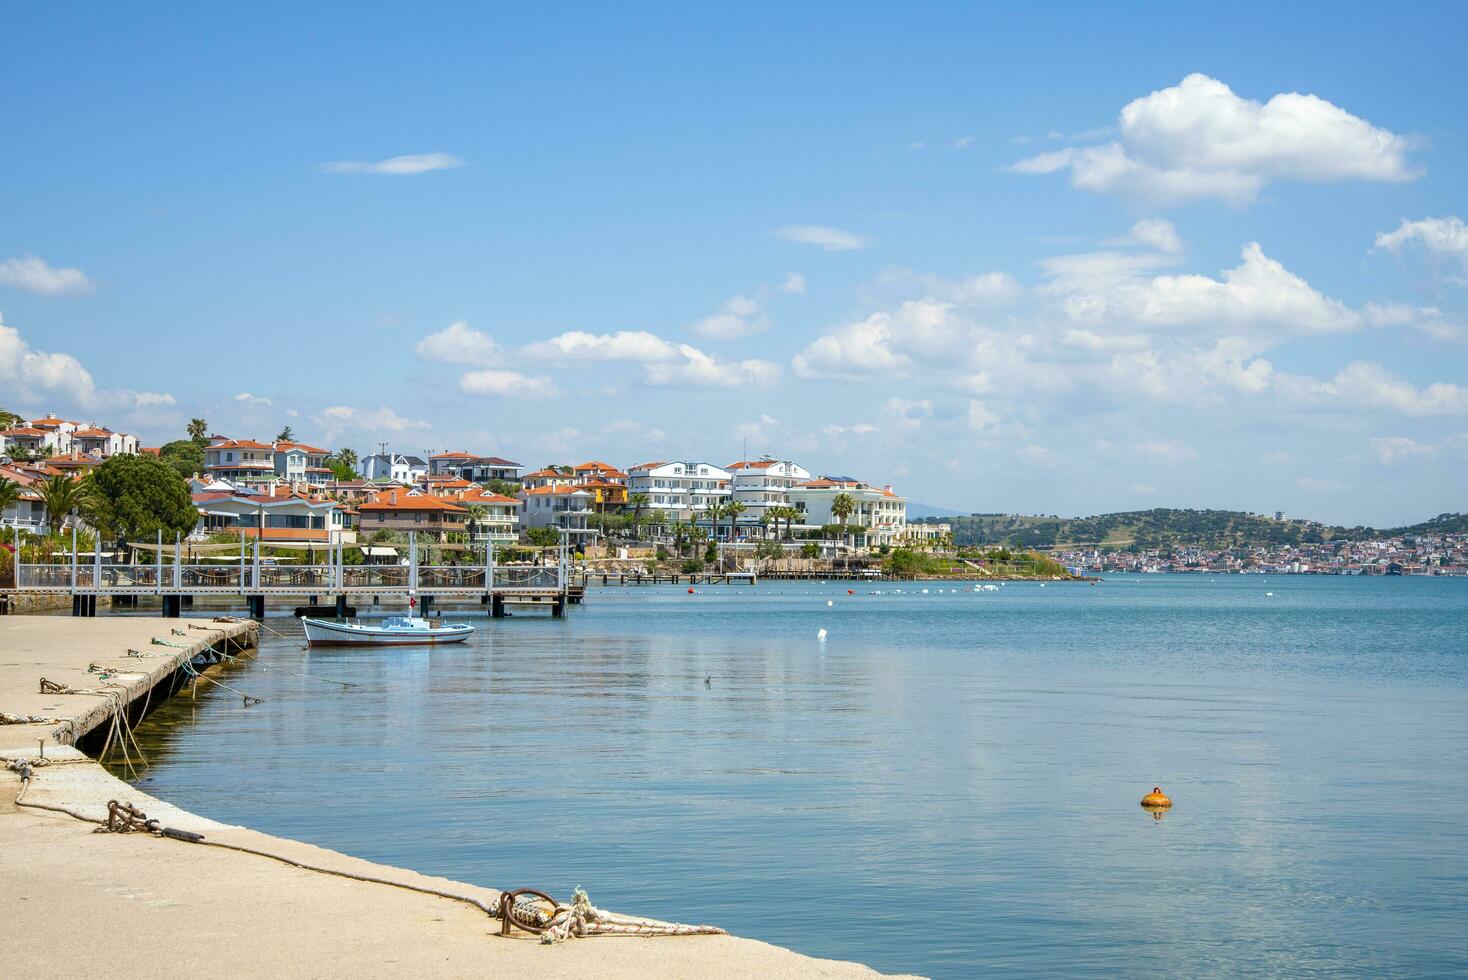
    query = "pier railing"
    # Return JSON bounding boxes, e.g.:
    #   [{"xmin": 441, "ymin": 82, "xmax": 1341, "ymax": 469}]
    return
[{"xmin": 7, "ymin": 527, "xmax": 570, "ymax": 597}]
